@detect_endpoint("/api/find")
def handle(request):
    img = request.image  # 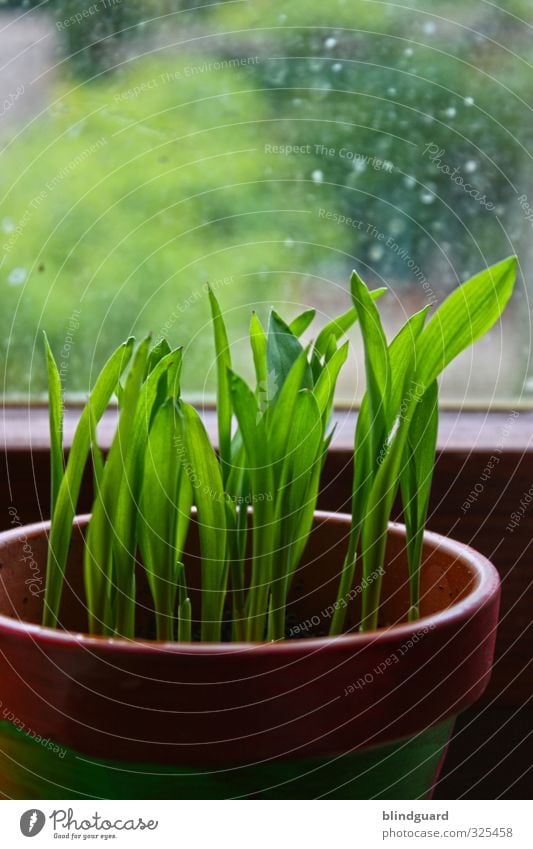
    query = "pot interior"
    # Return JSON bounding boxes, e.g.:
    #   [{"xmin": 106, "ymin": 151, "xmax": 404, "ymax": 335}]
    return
[{"xmin": 0, "ymin": 514, "xmax": 476, "ymax": 638}]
